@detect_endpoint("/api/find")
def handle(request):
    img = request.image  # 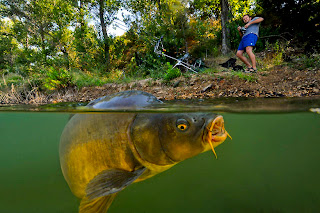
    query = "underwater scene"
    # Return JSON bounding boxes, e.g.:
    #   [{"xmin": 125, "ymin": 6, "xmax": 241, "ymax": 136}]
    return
[{"xmin": 1, "ymin": 96, "xmax": 320, "ymax": 213}]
